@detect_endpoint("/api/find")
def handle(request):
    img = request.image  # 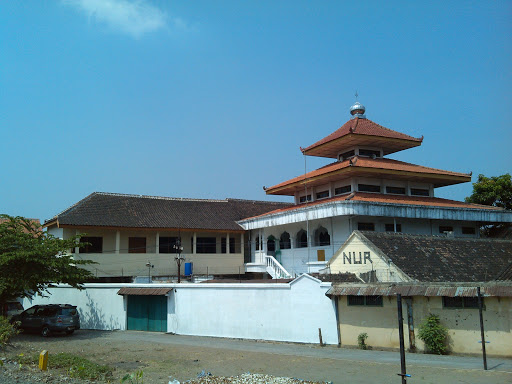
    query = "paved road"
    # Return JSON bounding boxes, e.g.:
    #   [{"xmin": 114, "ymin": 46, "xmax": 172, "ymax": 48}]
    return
[{"xmin": 106, "ymin": 330, "xmax": 512, "ymax": 373}]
